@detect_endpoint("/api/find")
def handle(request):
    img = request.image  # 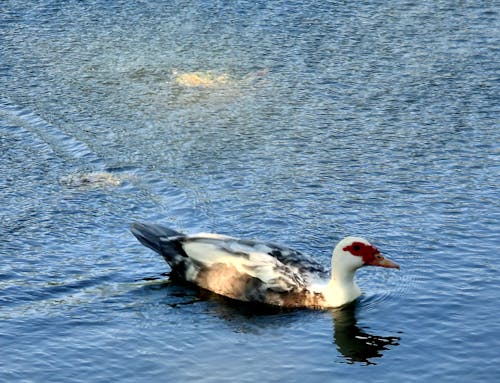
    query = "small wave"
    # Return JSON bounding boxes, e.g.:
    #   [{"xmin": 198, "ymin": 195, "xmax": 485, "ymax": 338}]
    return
[
  {"xmin": 0, "ymin": 97, "xmax": 102, "ymax": 164},
  {"xmin": 357, "ymin": 262, "xmax": 413, "ymax": 311}
]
